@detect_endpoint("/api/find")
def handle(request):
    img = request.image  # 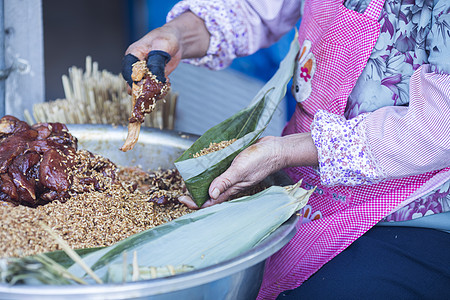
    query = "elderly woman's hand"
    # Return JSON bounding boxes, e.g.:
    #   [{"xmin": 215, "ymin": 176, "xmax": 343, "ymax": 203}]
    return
[
  {"xmin": 179, "ymin": 133, "xmax": 319, "ymax": 209},
  {"xmin": 124, "ymin": 11, "xmax": 210, "ymax": 79}
]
